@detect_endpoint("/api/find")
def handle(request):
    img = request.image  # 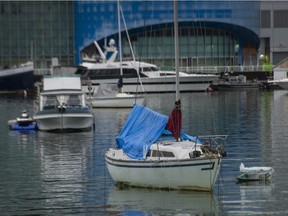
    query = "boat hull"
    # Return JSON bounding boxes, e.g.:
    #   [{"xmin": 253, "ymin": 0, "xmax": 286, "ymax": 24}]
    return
[
  {"xmin": 10, "ymin": 123, "xmax": 37, "ymax": 130},
  {"xmin": 0, "ymin": 62, "xmax": 34, "ymax": 91},
  {"xmin": 83, "ymin": 75, "xmax": 217, "ymax": 94},
  {"xmin": 33, "ymin": 111, "xmax": 93, "ymax": 132},
  {"xmin": 236, "ymin": 173, "xmax": 273, "ymax": 183},
  {"xmin": 105, "ymin": 153, "xmax": 221, "ymax": 191},
  {"xmin": 212, "ymin": 83, "xmax": 260, "ymax": 90},
  {"xmin": 277, "ymin": 81, "xmax": 288, "ymax": 90},
  {"xmin": 90, "ymin": 96, "xmax": 145, "ymax": 108}
]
